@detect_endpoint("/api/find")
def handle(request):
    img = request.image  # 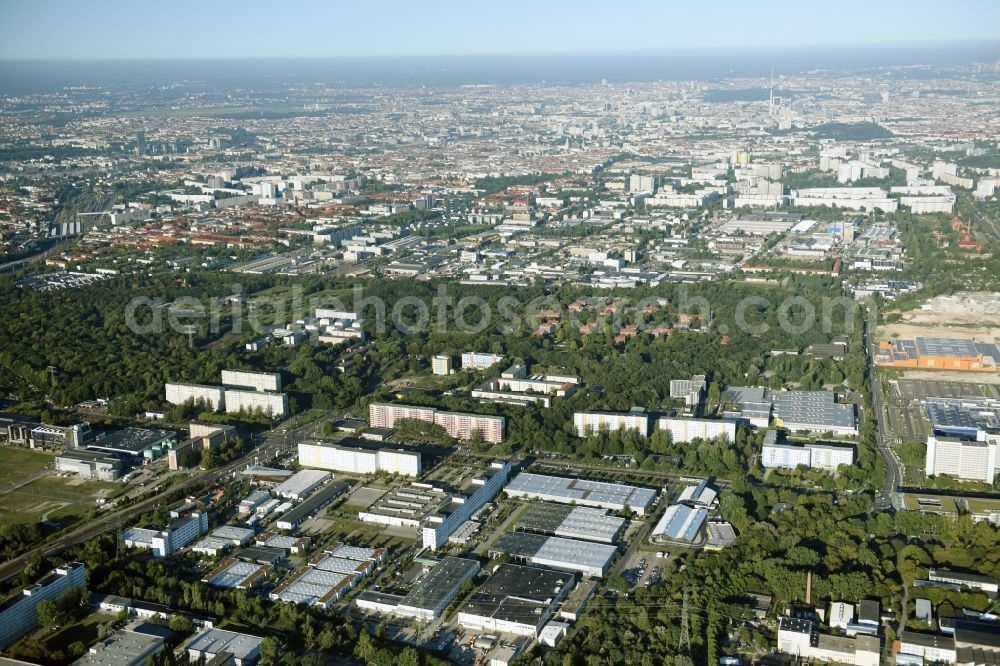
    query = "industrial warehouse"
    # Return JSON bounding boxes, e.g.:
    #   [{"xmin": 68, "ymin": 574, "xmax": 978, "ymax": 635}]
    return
[
  {"xmin": 270, "ymin": 544, "xmax": 384, "ymax": 609},
  {"xmin": 504, "ymin": 472, "xmax": 657, "ymax": 515},
  {"xmin": 275, "ymin": 481, "xmax": 349, "ymax": 531},
  {"xmin": 515, "ymin": 503, "xmax": 626, "ymax": 544},
  {"xmin": 457, "ymin": 564, "xmax": 575, "ymax": 637},
  {"xmin": 489, "ymin": 531, "xmax": 618, "ymax": 578},
  {"xmin": 355, "ymin": 556, "xmax": 481, "ymax": 621}
]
